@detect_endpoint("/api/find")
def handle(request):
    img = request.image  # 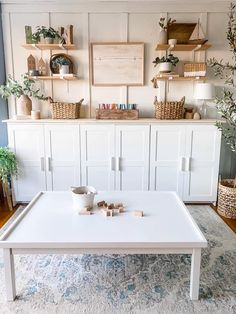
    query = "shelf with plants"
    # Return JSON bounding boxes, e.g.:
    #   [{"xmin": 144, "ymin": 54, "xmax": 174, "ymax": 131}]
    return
[
  {"xmin": 27, "ymin": 75, "xmax": 78, "ymax": 81},
  {"xmin": 155, "ymin": 43, "xmax": 211, "ymax": 52},
  {"xmin": 22, "ymin": 43, "xmax": 76, "ymax": 50}
]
